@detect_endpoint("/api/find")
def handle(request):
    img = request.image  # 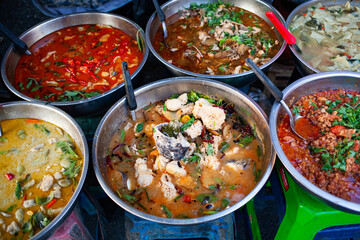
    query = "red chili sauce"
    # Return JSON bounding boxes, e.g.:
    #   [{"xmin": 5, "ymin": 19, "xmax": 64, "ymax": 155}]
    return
[
  {"xmin": 15, "ymin": 24, "xmax": 144, "ymax": 102},
  {"xmin": 278, "ymin": 89, "xmax": 360, "ymax": 202}
]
